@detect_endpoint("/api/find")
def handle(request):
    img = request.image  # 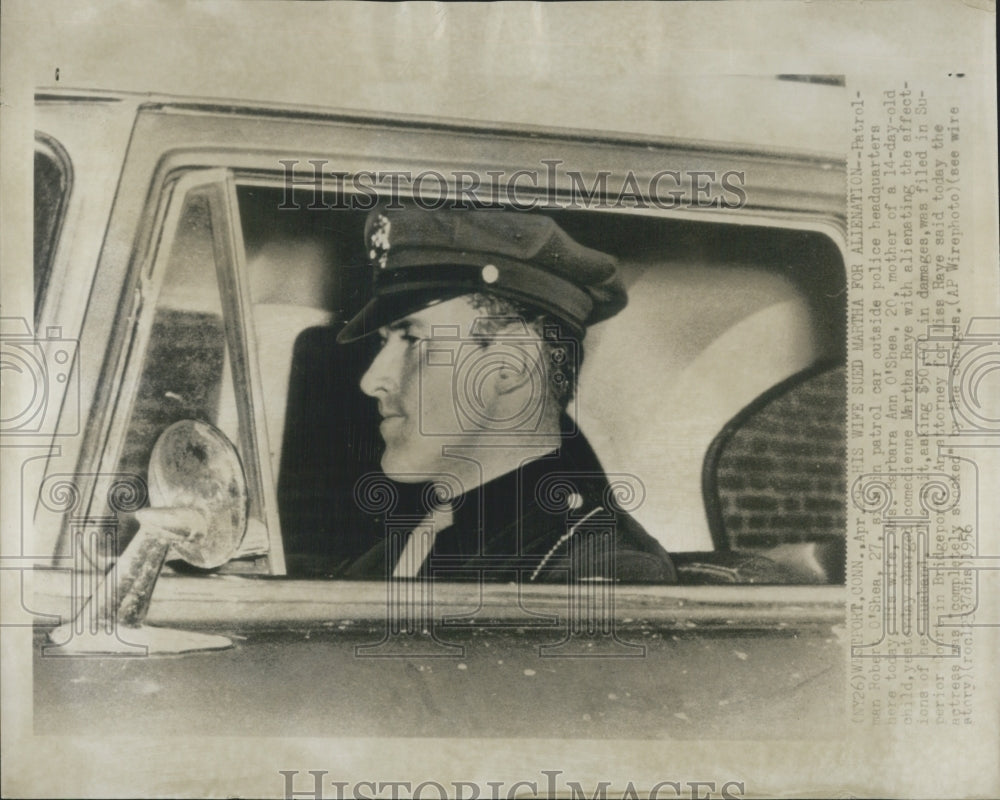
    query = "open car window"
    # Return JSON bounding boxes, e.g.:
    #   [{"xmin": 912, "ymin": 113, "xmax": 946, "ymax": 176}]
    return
[
  {"xmin": 73, "ymin": 162, "xmax": 846, "ymax": 583},
  {"xmin": 243, "ymin": 187, "xmax": 847, "ymax": 581}
]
